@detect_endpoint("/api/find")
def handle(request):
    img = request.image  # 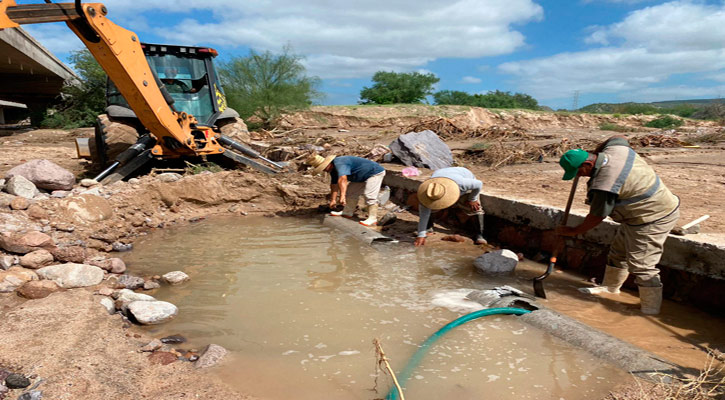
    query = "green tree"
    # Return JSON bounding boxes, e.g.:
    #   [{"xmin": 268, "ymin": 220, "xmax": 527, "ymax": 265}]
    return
[
  {"xmin": 41, "ymin": 49, "xmax": 106, "ymax": 128},
  {"xmin": 359, "ymin": 71, "xmax": 439, "ymax": 104},
  {"xmin": 219, "ymin": 47, "xmax": 322, "ymax": 127},
  {"xmin": 432, "ymin": 90, "xmax": 473, "ymax": 105}
]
